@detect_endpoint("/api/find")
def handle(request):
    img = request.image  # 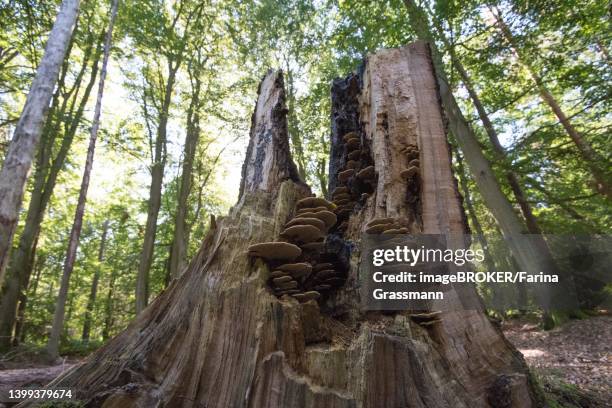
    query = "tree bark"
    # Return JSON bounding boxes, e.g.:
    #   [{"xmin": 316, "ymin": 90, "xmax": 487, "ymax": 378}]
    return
[
  {"xmin": 101, "ymin": 268, "xmax": 117, "ymax": 342},
  {"xmin": 403, "ymin": 0, "xmax": 552, "ymax": 280},
  {"xmin": 33, "ymin": 49, "xmax": 538, "ymax": 407},
  {"xmin": 0, "ymin": 31, "xmax": 103, "ymax": 349},
  {"xmin": 82, "ymin": 219, "xmax": 110, "ymax": 342},
  {"xmin": 0, "ymin": 0, "xmax": 80, "ymax": 283},
  {"xmin": 135, "ymin": 60, "xmax": 180, "ymax": 314},
  {"xmin": 489, "ymin": 5, "xmax": 612, "ymax": 200},
  {"xmin": 453, "ymin": 148, "xmax": 498, "ymax": 272},
  {"xmin": 429, "ymin": 15, "xmax": 543, "ymax": 235},
  {"xmin": 285, "ymin": 66, "xmax": 307, "ymax": 180},
  {"xmin": 169, "ymin": 70, "xmax": 201, "ymax": 279},
  {"xmin": 46, "ymin": 0, "xmax": 118, "ymax": 360}
]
